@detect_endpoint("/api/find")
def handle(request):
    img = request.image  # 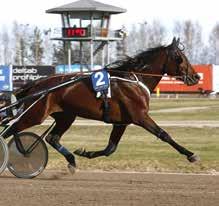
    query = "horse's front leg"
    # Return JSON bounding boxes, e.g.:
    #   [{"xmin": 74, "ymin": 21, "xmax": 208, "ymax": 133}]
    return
[
  {"xmin": 74, "ymin": 124, "xmax": 127, "ymax": 159},
  {"xmin": 138, "ymin": 115, "xmax": 199, "ymax": 162}
]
